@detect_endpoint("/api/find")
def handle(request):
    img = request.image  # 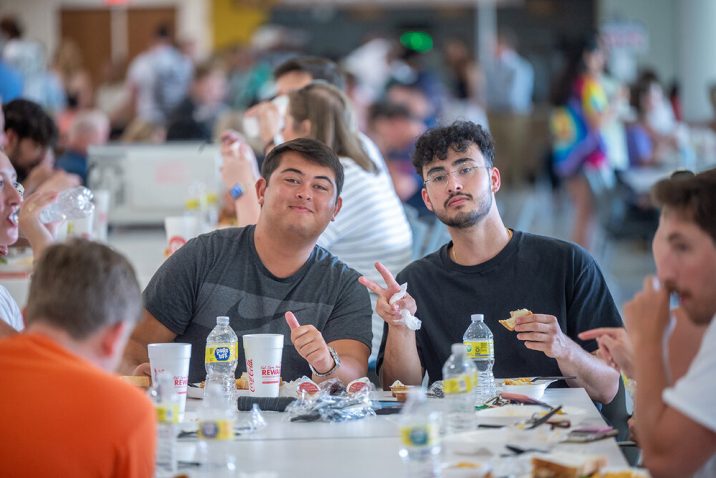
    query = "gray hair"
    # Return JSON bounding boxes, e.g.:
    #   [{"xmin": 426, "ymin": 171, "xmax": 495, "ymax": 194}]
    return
[{"xmin": 26, "ymin": 239, "xmax": 142, "ymax": 339}]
